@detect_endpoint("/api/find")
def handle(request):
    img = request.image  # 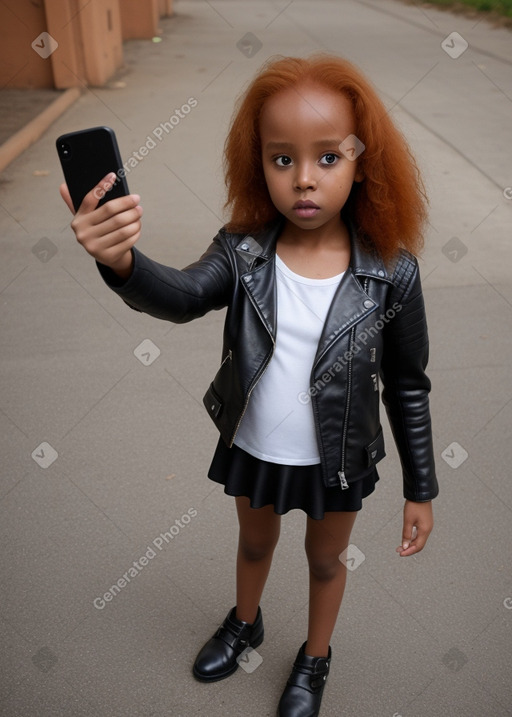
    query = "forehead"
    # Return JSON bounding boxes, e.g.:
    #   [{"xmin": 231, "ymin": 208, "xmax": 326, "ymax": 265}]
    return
[{"xmin": 259, "ymin": 83, "xmax": 355, "ymax": 142}]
